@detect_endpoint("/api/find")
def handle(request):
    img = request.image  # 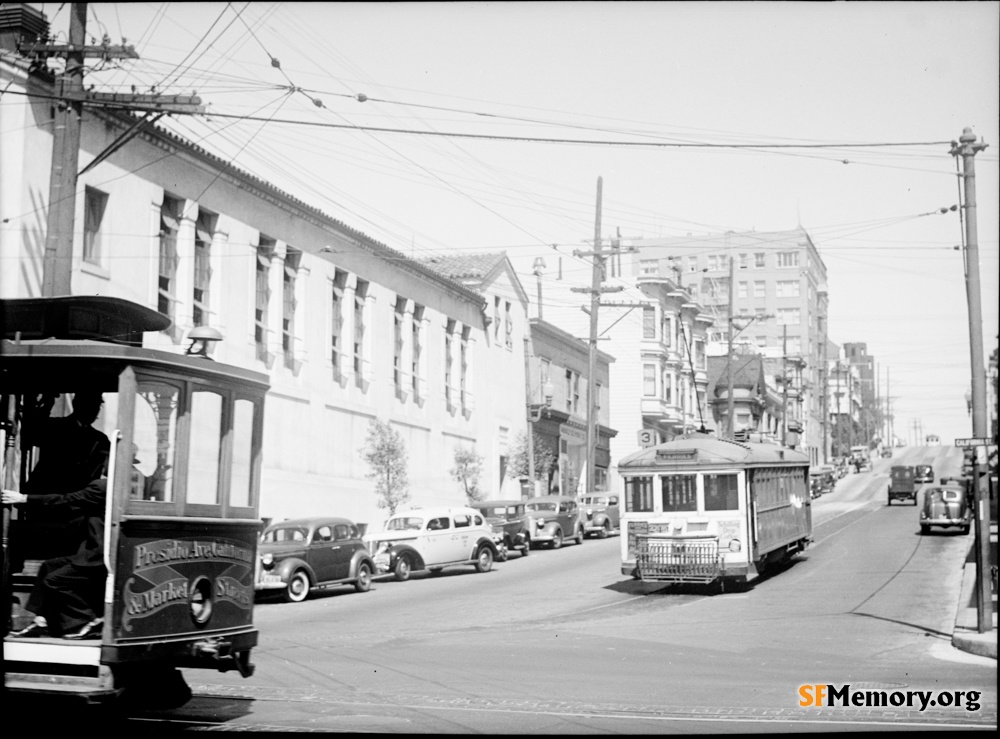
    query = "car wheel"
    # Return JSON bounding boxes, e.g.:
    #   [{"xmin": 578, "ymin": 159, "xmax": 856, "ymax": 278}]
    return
[
  {"xmin": 393, "ymin": 556, "xmax": 412, "ymax": 582},
  {"xmin": 550, "ymin": 529, "xmax": 562, "ymax": 549},
  {"xmin": 354, "ymin": 562, "xmax": 372, "ymax": 593},
  {"xmin": 521, "ymin": 539, "xmax": 530, "ymax": 557},
  {"xmin": 284, "ymin": 570, "xmax": 310, "ymax": 603},
  {"xmin": 575, "ymin": 527, "xmax": 584, "ymax": 545},
  {"xmin": 961, "ymin": 524, "xmax": 971, "ymax": 535},
  {"xmin": 920, "ymin": 524, "xmax": 930, "ymax": 535},
  {"xmin": 598, "ymin": 523, "xmax": 610, "ymax": 539},
  {"xmin": 475, "ymin": 546, "xmax": 494, "ymax": 573}
]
